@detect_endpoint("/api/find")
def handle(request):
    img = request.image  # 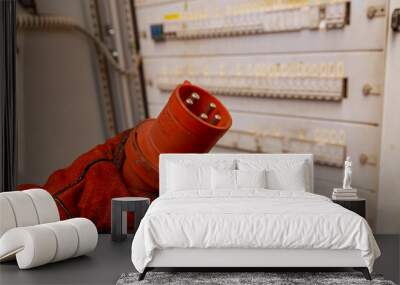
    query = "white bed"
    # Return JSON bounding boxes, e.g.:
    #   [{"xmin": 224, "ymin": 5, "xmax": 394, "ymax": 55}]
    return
[{"xmin": 131, "ymin": 154, "xmax": 380, "ymax": 280}]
